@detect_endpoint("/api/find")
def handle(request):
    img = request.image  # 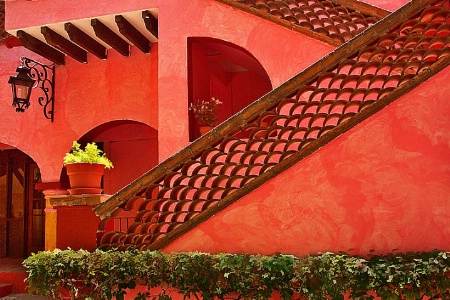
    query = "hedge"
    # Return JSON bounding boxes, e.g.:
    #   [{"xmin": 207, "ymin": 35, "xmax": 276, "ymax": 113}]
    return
[{"xmin": 23, "ymin": 249, "xmax": 450, "ymax": 300}]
